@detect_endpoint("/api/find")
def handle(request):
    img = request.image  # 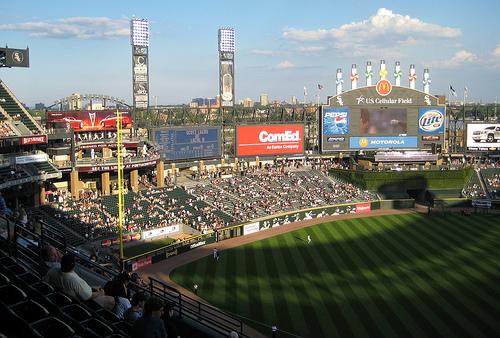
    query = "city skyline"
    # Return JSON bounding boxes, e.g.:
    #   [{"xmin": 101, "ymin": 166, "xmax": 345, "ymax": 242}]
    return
[{"xmin": 0, "ymin": 0, "xmax": 499, "ymax": 106}]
